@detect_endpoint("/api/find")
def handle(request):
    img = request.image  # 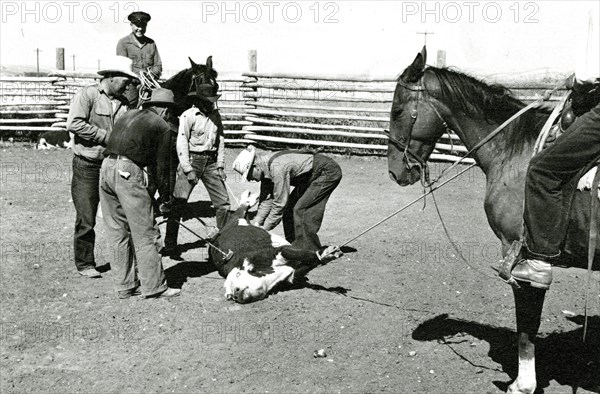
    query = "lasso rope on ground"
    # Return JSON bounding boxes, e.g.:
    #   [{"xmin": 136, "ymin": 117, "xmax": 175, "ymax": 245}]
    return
[{"xmin": 339, "ymin": 163, "xmax": 477, "ymax": 248}]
